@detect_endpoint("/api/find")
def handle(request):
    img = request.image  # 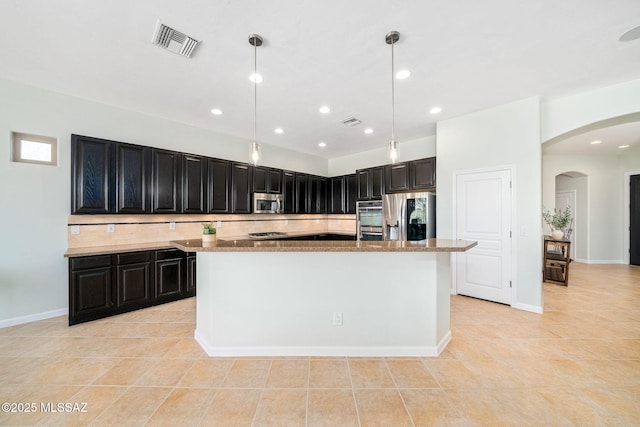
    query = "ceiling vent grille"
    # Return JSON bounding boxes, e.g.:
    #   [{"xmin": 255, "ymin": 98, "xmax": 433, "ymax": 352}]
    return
[
  {"xmin": 152, "ymin": 21, "xmax": 201, "ymax": 58},
  {"xmin": 341, "ymin": 117, "xmax": 362, "ymax": 127}
]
